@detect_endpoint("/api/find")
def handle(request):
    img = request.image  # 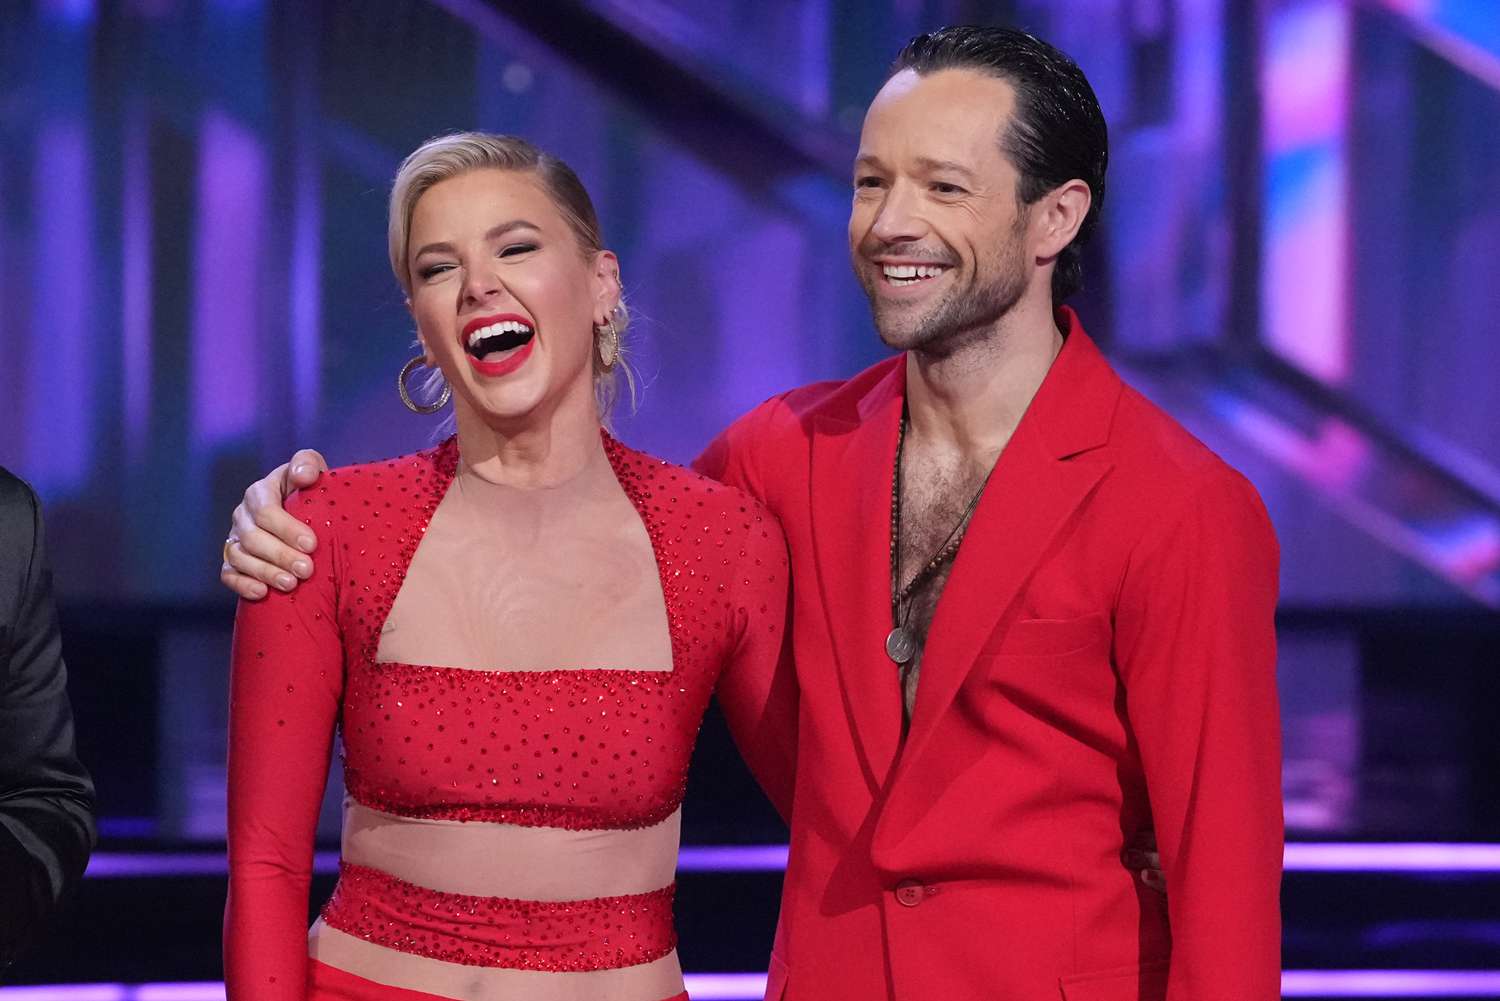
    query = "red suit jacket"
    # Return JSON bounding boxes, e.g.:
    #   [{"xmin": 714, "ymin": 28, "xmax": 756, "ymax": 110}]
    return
[{"xmin": 696, "ymin": 309, "xmax": 1283, "ymax": 1001}]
